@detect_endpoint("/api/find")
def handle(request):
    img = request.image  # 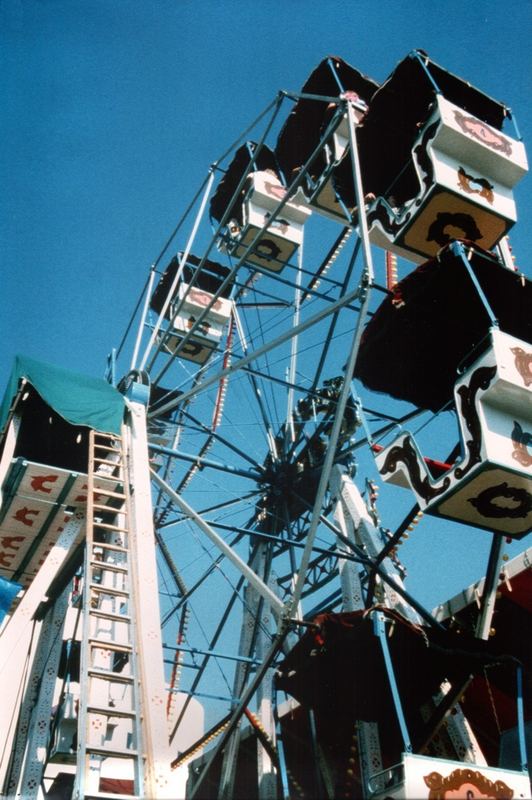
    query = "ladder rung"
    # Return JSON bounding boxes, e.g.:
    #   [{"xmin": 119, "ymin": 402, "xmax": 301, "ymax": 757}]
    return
[
  {"xmin": 93, "ymin": 442, "xmax": 122, "ymax": 452},
  {"xmin": 93, "ymin": 521, "xmax": 129, "ymax": 533},
  {"xmin": 93, "ymin": 466, "xmax": 122, "ymax": 476},
  {"xmin": 93, "ymin": 456, "xmax": 123, "ymax": 468},
  {"xmin": 89, "ymin": 638, "xmax": 132, "ymax": 653},
  {"xmin": 92, "ymin": 501, "xmax": 126, "ymax": 513},
  {"xmin": 93, "ymin": 432, "xmax": 121, "ymax": 442},
  {"xmin": 90, "ymin": 609, "xmax": 131, "ymax": 623},
  {"xmin": 92, "ymin": 495, "xmax": 126, "ymax": 507},
  {"xmin": 92, "ymin": 476, "xmax": 126, "ymax": 490},
  {"xmin": 87, "ymin": 704, "xmax": 136, "ymax": 719},
  {"xmin": 90, "ymin": 560, "xmax": 129, "ymax": 574},
  {"xmin": 91, "ymin": 446, "xmax": 121, "ymax": 454},
  {"xmin": 90, "ymin": 583, "xmax": 129, "ymax": 597},
  {"xmin": 86, "ymin": 745, "xmax": 139, "ymax": 759},
  {"xmin": 90, "ymin": 541, "xmax": 128, "ymax": 554},
  {"xmin": 88, "ymin": 668, "xmax": 134, "ymax": 684}
]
